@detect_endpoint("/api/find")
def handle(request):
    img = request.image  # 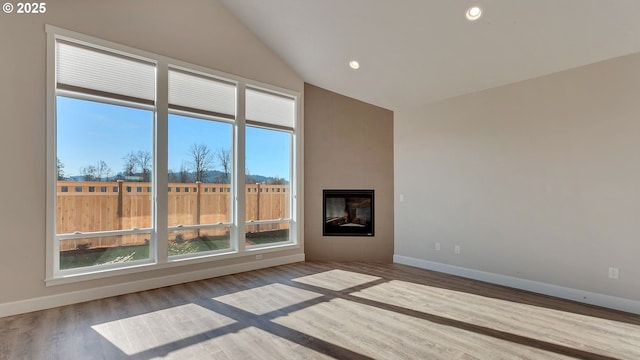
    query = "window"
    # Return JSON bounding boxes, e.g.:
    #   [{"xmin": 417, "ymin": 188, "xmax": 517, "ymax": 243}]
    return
[
  {"xmin": 245, "ymin": 126, "xmax": 292, "ymax": 246},
  {"xmin": 47, "ymin": 26, "xmax": 299, "ymax": 283},
  {"xmin": 167, "ymin": 67, "xmax": 235, "ymax": 257},
  {"xmin": 244, "ymin": 88, "xmax": 295, "ymax": 248},
  {"xmin": 53, "ymin": 41, "xmax": 155, "ymax": 274}
]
